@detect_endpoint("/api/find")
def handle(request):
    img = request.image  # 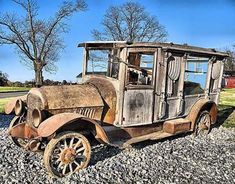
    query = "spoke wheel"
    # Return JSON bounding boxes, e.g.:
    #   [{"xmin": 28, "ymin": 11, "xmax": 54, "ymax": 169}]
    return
[
  {"xmin": 194, "ymin": 110, "xmax": 211, "ymax": 137},
  {"xmin": 8, "ymin": 116, "xmax": 28, "ymax": 147},
  {"xmin": 43, "ymin": 131, "xmax": 91, "ymax": 177}
]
